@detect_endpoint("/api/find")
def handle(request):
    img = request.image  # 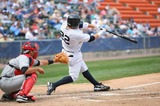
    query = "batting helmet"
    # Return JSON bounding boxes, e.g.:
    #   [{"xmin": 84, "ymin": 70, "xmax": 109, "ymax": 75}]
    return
[
  {"xmin": 22, "ymin": 42, "xmax": 39, "ymax": 59},
  {"xmin": 67, "ymin": 14, "xmax": 80, "ymax": 28}
]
